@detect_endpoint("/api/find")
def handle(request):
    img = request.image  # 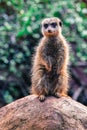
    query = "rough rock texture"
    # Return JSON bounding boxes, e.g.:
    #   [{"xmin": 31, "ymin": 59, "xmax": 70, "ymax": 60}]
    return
[{"xmin": 0, "ymin": 95, "xmax": 87, "ymax": 130}]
